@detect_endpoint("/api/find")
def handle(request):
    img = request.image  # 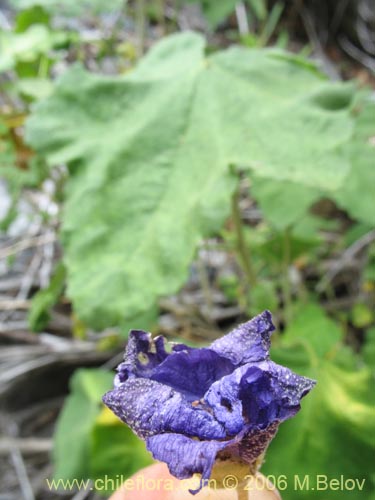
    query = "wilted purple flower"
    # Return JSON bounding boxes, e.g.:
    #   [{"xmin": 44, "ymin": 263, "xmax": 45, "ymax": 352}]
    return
[{"xmin": 103, "ymin": 311, "xmax": 315, "ymax": 493}]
